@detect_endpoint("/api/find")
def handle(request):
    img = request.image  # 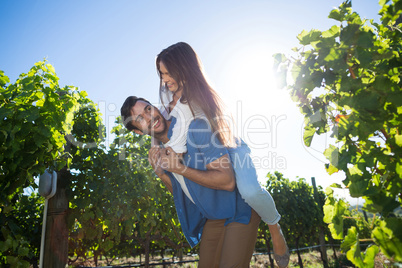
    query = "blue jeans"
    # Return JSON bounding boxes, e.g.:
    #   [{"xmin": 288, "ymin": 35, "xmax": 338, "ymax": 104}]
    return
[{"xmin": 228, "ymin": 140, "xmax": 281, "ymax": 225}]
